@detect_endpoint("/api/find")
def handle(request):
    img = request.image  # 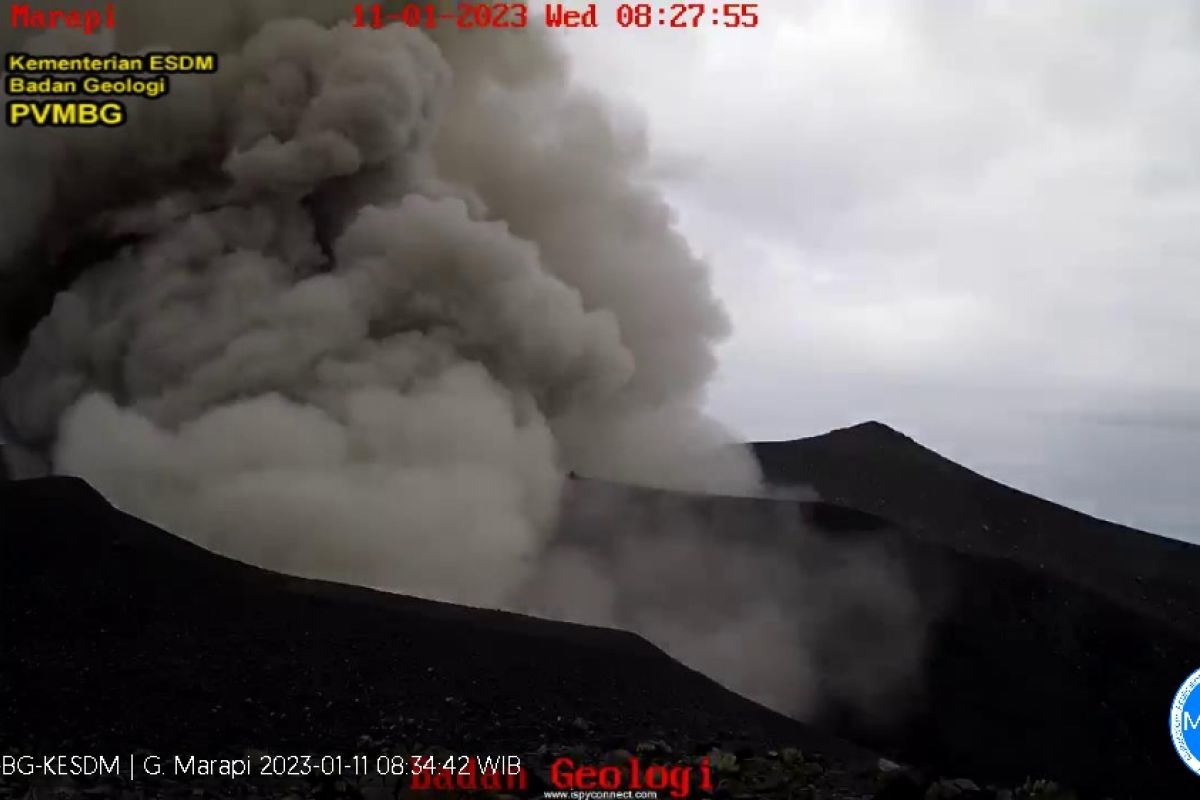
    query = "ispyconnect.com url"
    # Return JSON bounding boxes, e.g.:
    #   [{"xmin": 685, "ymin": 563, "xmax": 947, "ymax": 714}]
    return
[{"xmin": 543, "ymin": 792, "xmax": 658, "ymax": 800}]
